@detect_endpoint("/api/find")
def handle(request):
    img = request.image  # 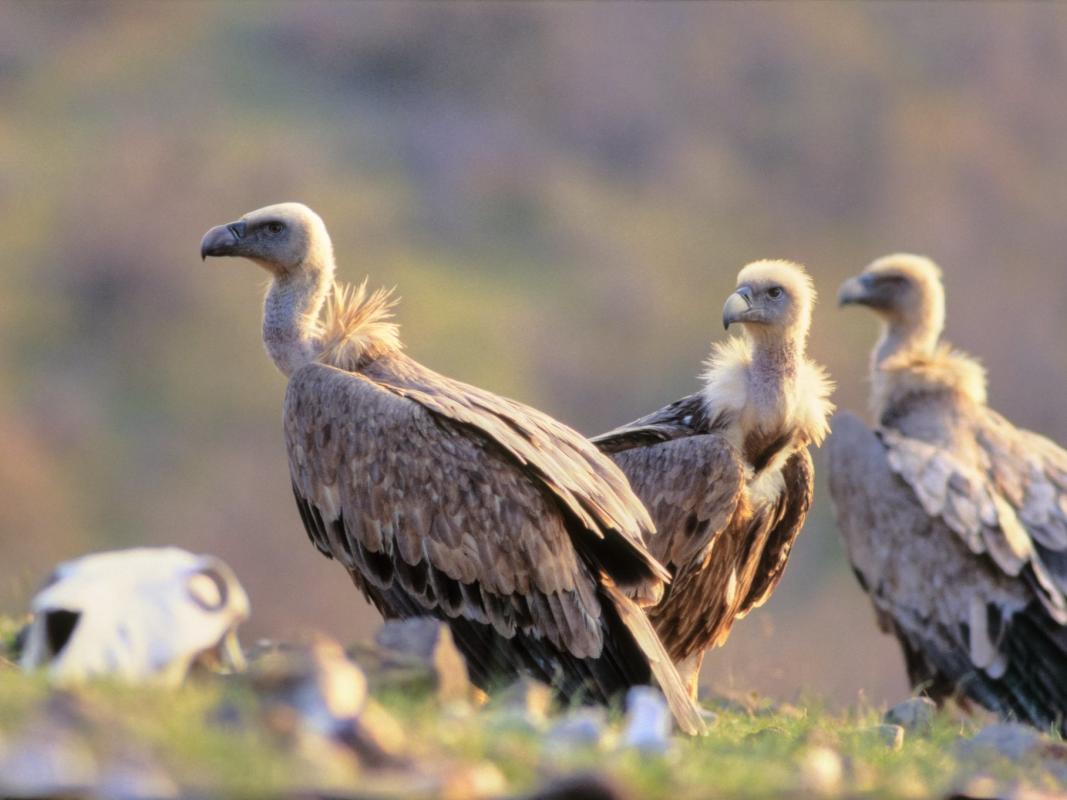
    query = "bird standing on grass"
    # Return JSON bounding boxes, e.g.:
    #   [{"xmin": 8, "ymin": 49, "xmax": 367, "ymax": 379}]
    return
[
  {"xmin": 200, "ymin": 203, "xmax": 703, "ymax": 734},
  {"xmin": 592, "ymin": 261, "xmax": 833, "ymax": 697},
  {"xmin": 829, "ymin": 253, "xmax": 1067, "ymax": 733}
]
